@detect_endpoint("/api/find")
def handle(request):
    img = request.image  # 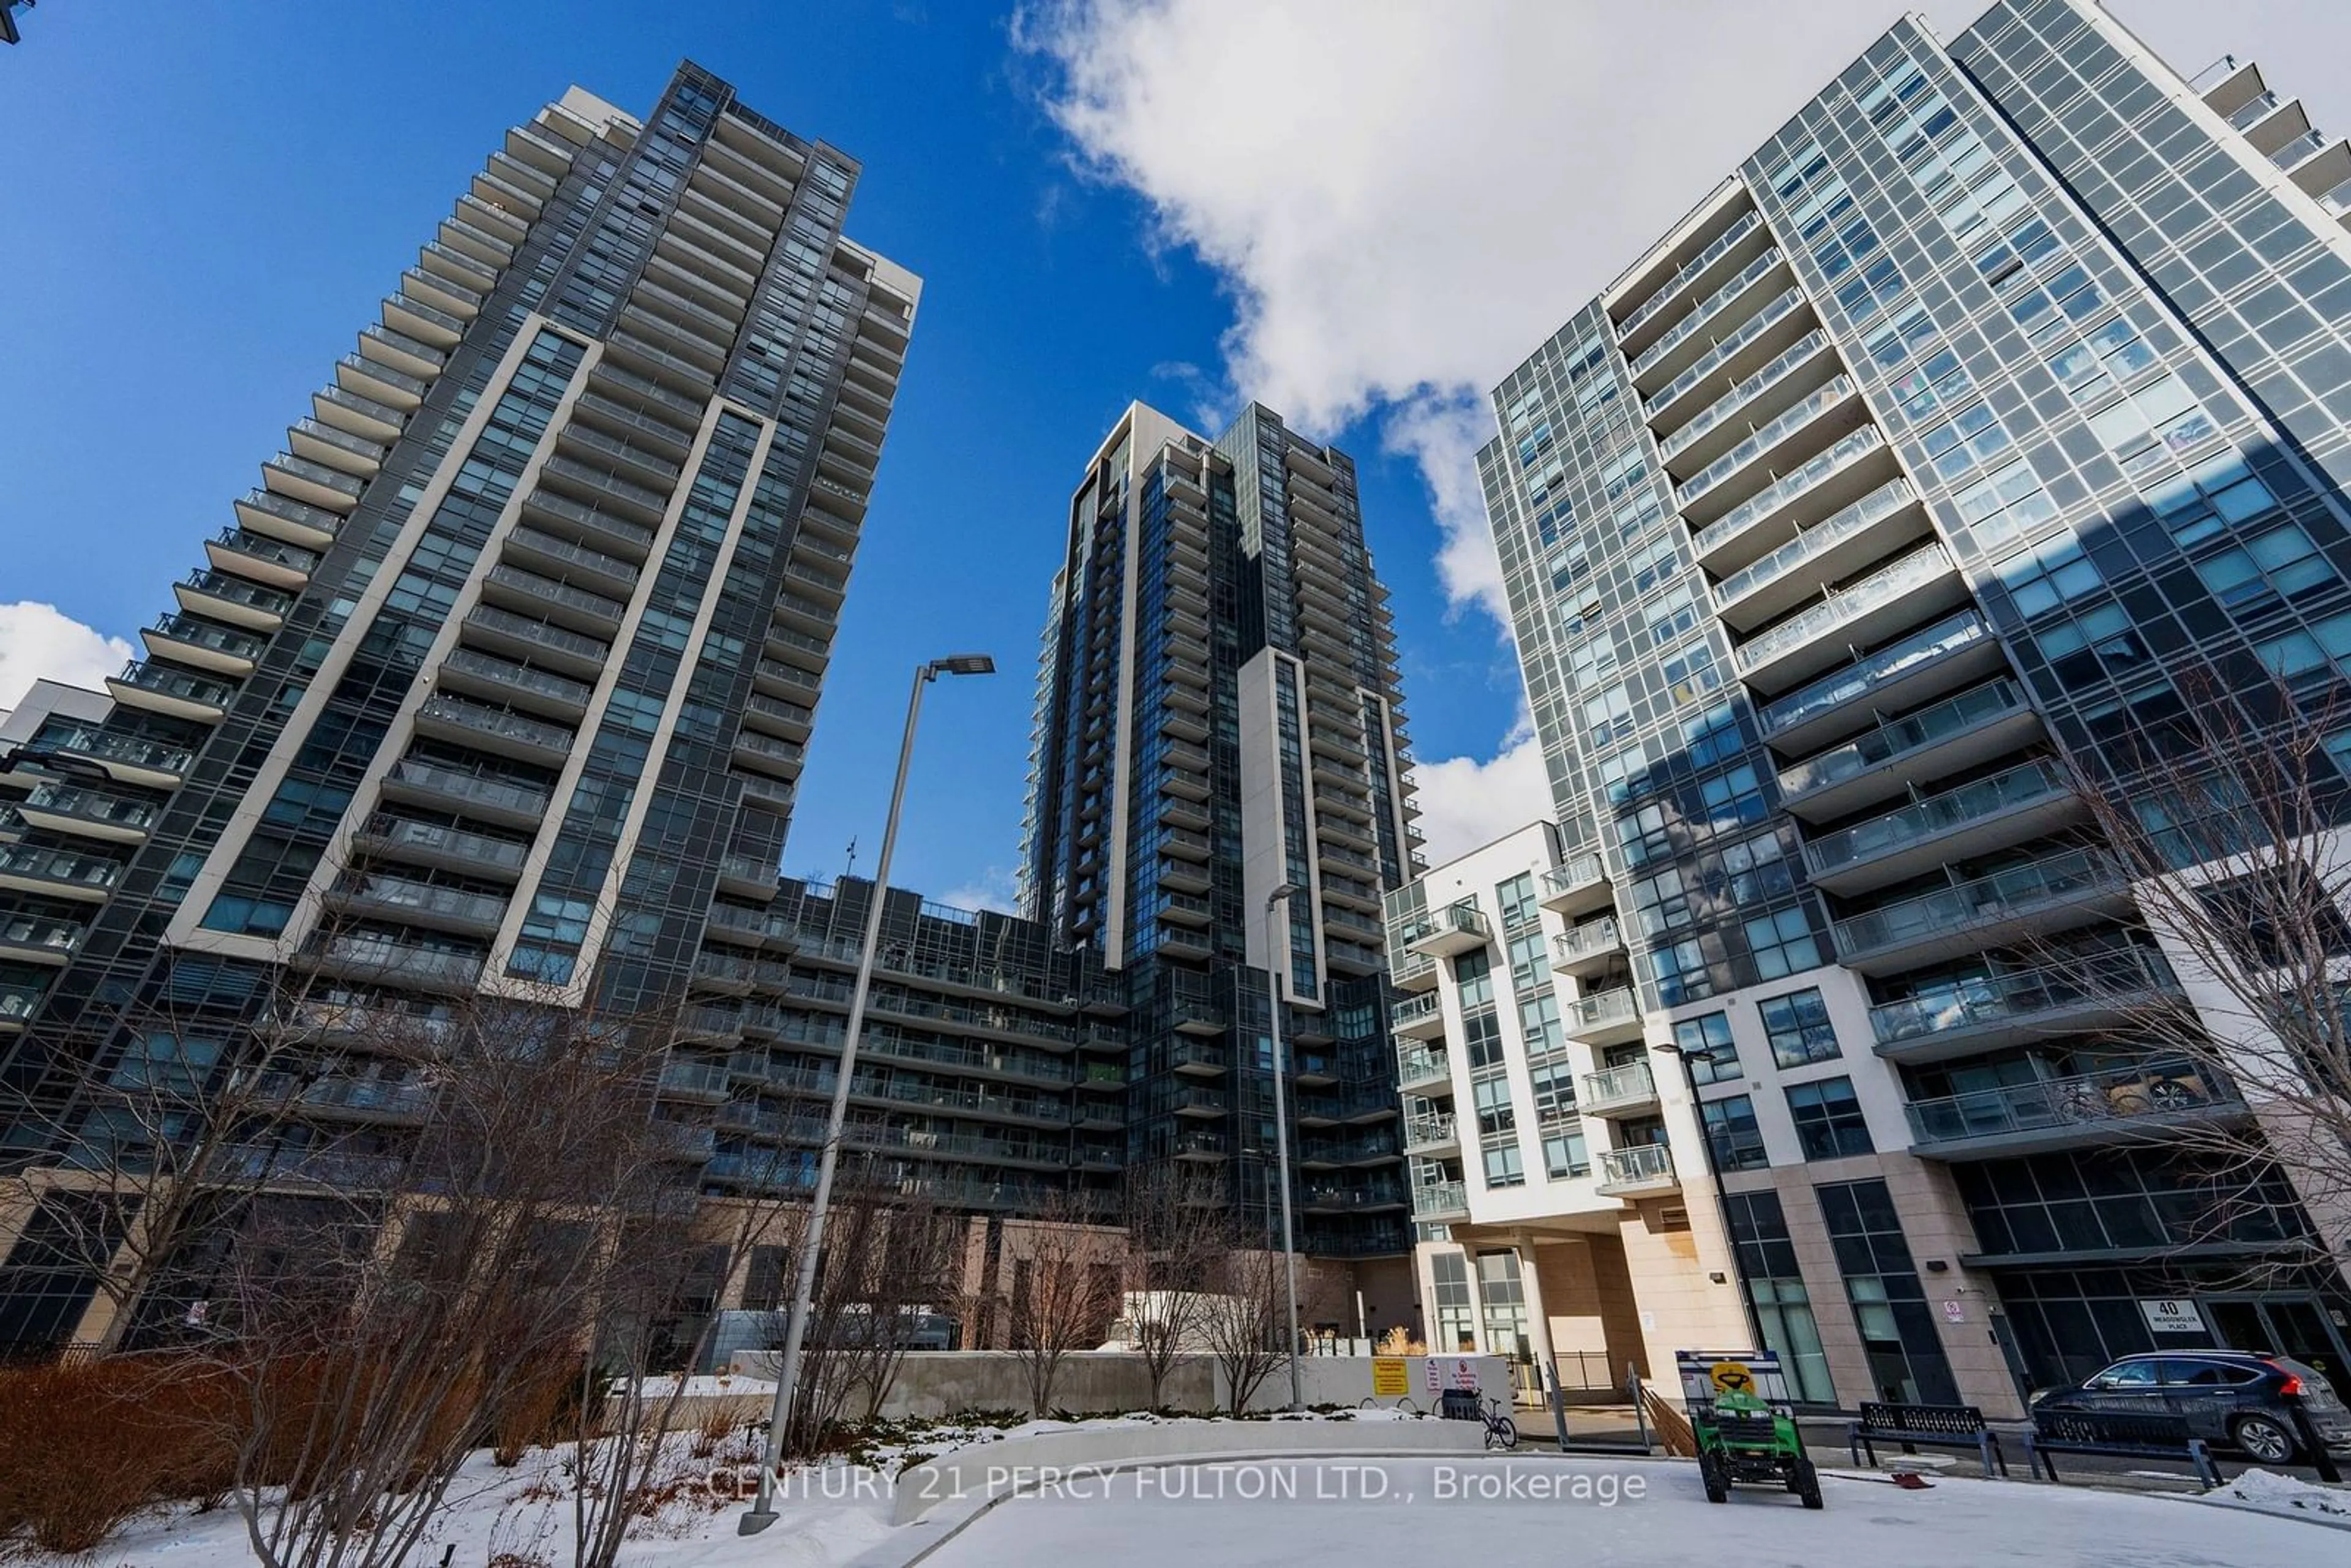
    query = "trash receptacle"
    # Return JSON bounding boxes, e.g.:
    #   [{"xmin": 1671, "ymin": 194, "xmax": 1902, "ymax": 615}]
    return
[{"xmin": 1439, "ymin": 1388, "xmax": 1480, "ymax": 1421}]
